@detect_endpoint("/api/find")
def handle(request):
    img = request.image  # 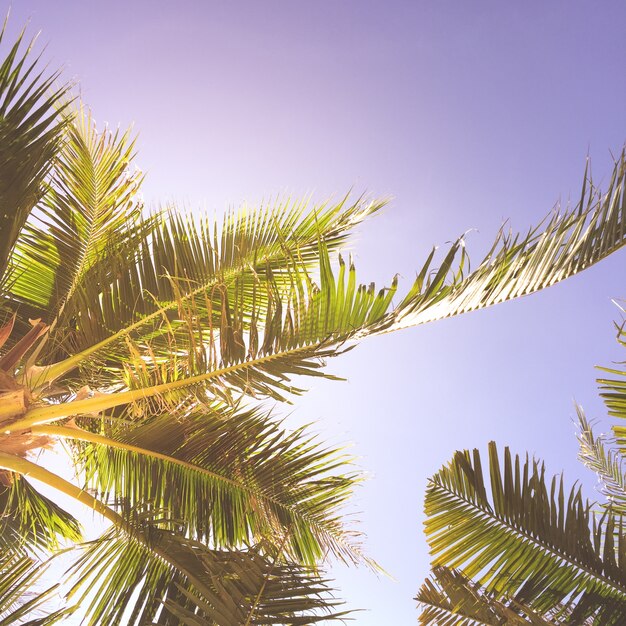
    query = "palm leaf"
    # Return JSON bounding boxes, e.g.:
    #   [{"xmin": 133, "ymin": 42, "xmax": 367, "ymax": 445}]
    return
[
  {"xmin": 0, "ymin": 474, "xmax": 81, "ymax": 554},
  {"xmin": 34, "ymin": 404, "xmax": 367, "ymax": 567},
  {"xmin": 577, "ymin": 409, "xmax": 626, "ymax": 514},
  {"xmin": 389, "ymin": 150, "xmax": 626, "ymax": 331},
  {"xmin": 424, "ymin": 442, "xmax": 626, "ymax": 623},
  {"xmin": 21, "ymin": 152, "xmax": 626, "ymax": 415},
  {"xmin": 416, "ymin": 566, "xmax": 555, "ymax": 625},
  {"xmin": 65, "ymin": 517, "xmax": 348, "ymax": 626},
  {"xmin": 11, "ymin": 148, "xmax": 626, "ymax": 424},
  {"xmin": 0, "ymin": 550, "xmax": 73, "ymax": 625},
  {"xmin": 9, "ymin": 240, "xmax": 400, "ymax": 432},
  {"xmin": 0, "ymin": 448, "xmax": 345, "ymax": 625},
  {"xmin": 30, "ymin": 193, "xmax": 386, "ymax": 385},
  {"xmin": 0, "ymin": 18, "xmax": 69, "ymax": 281},
  {"xmin": 3, "ymin": 106, "xmax": 153, "ymax": 353},
  {"xmin": 597, "ymin": 321, "xmax": 626, "ymax": 463}
]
